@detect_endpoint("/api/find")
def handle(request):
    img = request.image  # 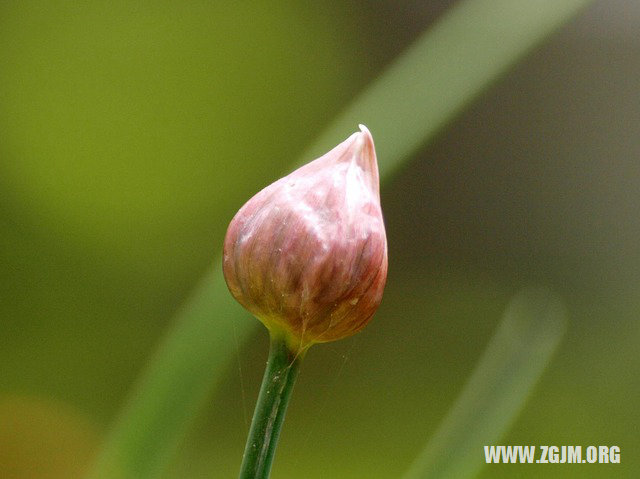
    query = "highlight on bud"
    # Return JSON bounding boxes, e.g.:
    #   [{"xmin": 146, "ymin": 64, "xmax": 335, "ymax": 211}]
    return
[{"xmin": 223, "ymin": 125, "xmax": 387, "ymax": 352}]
